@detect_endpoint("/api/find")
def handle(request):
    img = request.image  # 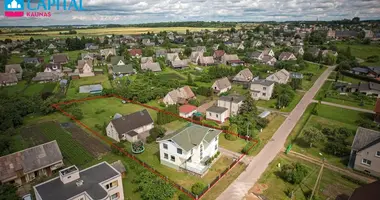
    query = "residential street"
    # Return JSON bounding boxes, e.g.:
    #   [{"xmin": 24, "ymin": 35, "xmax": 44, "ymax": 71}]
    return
[
  {"xmin": 311, "ymin": 99, "xmax": 375, "ymax": 114},
  {"xmin": 217, "ymin": 66, "xmax": 336, "ymax": 200}
]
